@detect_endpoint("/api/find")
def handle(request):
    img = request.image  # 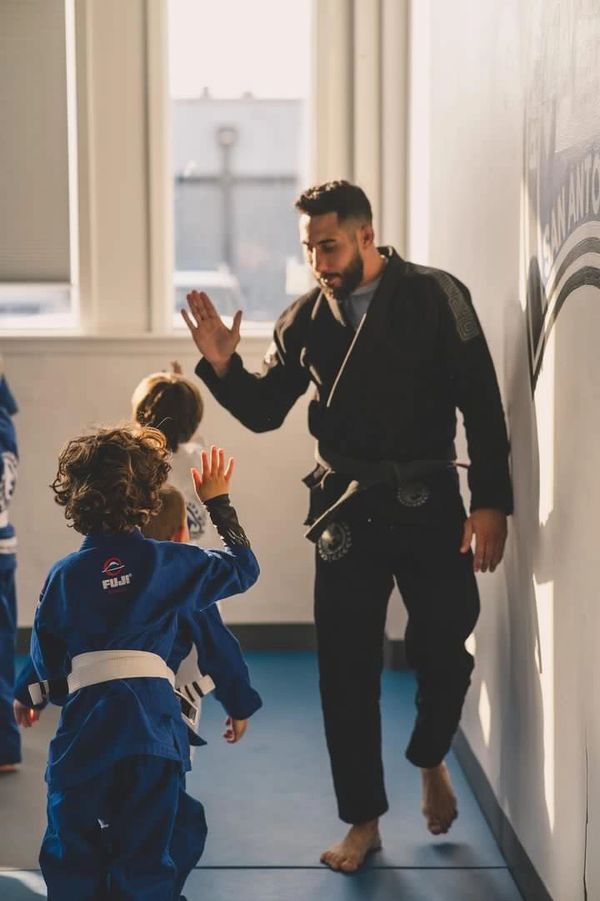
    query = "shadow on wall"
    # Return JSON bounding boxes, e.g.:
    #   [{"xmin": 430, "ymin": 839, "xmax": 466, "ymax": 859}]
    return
[{"xmin": 467, "ymin": 292, "xmax": 554, "ymax": 881}]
